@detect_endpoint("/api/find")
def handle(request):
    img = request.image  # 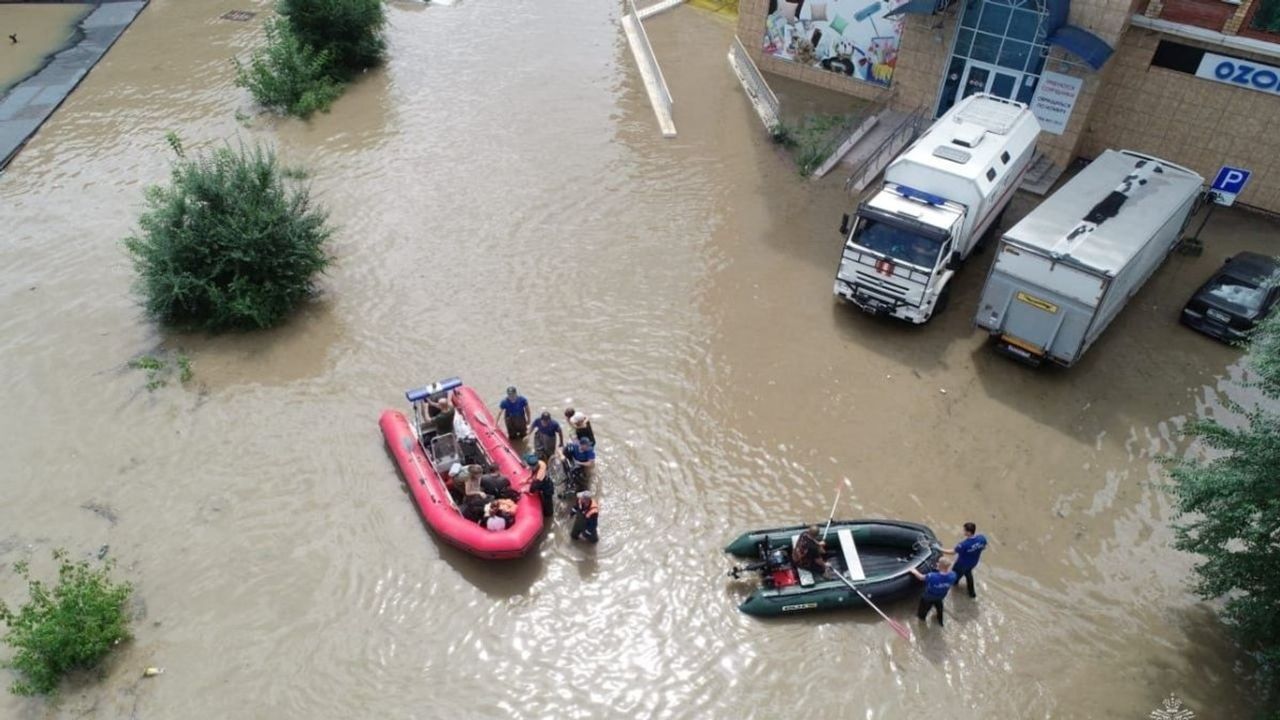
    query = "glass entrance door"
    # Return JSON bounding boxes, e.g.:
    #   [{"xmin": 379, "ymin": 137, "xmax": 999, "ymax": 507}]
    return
[
  {"xmin": 935, "ymin": 0, "xmax": 1051, "ymax": 117},
  {"xmin": 959, "ymin": 61, "xmax": 1022, "ymax": 101}
]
